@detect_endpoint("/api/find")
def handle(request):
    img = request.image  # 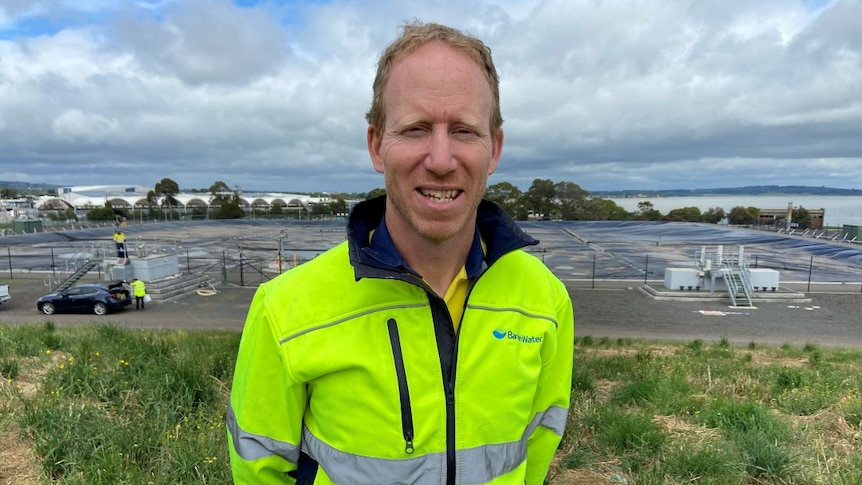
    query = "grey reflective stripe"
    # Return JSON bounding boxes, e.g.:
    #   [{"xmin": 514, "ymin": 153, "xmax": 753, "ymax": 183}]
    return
[
  {"xmin": 302, "ymin": 426, "xmax": 445, "ymax": 485},
  {"xmin": 457, "ymin": 405, "xmax": 569, "ymax": 484},
  {"xmin": 227, "ymin": 402, "xmax": 301, "ymax": 463},
  {"xmin": 302, "ymin": 405, "xmax": 570, "ymax": 485},
  {"xmin": 466, "ymin": 304, "xmax": 559, "ymax": 327},
  {"xmin": 280, "ymin": 303, "xmax": 428, "ymax": 344},
  {"xmin": 539, "ymin": 405, "xmax": 568, "ymax": 436},
  {"xmin": 457, "ymin": 439, "xmax": 525, "ymax": 485}
]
